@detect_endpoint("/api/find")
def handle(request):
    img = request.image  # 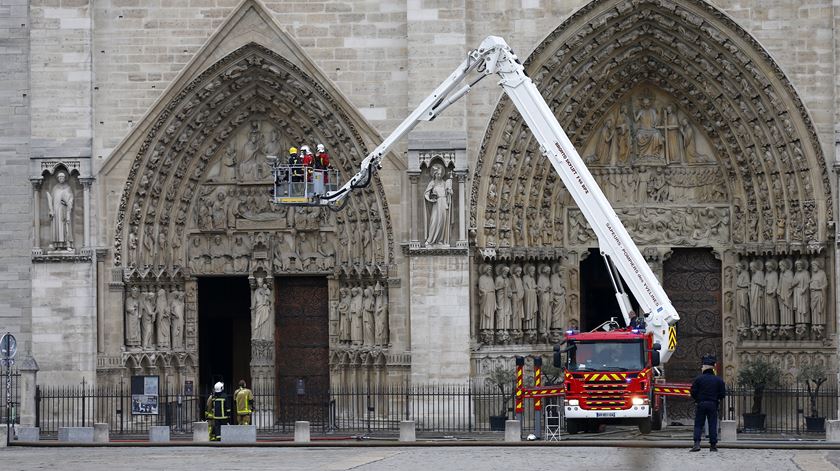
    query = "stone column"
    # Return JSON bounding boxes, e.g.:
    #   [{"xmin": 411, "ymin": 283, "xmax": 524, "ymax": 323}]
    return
[
  {"xmin": 456, "ymin": 171, "xmax": 467, "ymax": 247},
  {"xmin": 79, "ymin": 178, "xmax": 93, "ymax": 248},
  {"xmin": 249, "ymin": 276, "xmax": 274, "ymax": 393},
  {"xmin": 17, "ymin": 357, "xmax": 38, "ymax": 427},
  {"xmin": 718, "ymin": 249, "xmax": 738, "ymax": 384},
  {"xmin": 30, "ymin": 178, "xmax": 42, "ymax": 250},
  {"xmin": 408, "ymin": 172, "xmax": 420, "ymax": 246}
]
